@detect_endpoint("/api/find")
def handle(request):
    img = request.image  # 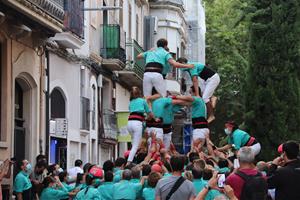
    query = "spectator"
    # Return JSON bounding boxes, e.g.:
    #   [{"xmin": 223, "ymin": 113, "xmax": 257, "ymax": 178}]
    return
[
  {"xmin": 201, "ymin": 168, "xmax": 223, "ymax": 199},
  {"xmin": 68, "ymin": 160, "xmax": 83, "ymax": 183},
  {"xmin": 98, "ymin": 171, "xmax": 114, "ymax": 200},
  {"xmin": 103, "ymin": 160, "xmax": 114, "ymax": 172},
  {"xmin": 13, "ymin": 159, "xmax": 33, "ymax": 200},
  {"xmin": 31, "ymin": 160, "xmax": 48, "ymax": 197},
  {"xmin": 74, "ymin": 166, "xmax": 102, "ymax": 200},
  {"xmin": 268, "ymin": 141, "xmax": 300, "ymax": 200},
  {"xmin": 155, "ymin": 155, "xmax": 196, "ymax": 200},
  {"xmin": 113, "ymin": 169, "xmax": 145, "ymax": 200},
  {"xmin": 40, "ymin": 176, "xmax": 70, "ymax": 200},
  {"xmin": 192, "ymin": 168, "xmax": 203, "ymax": 194},
  {"xmin": 143, "ymin": 172, "xmax": 161, "ymax": 200},
  {"xmin": 0, "ymin": 159, "xmax": 13, "ymax": 199},
  {"xmin": 113, "ymin": 157, "xmax": 126, "ymax": 183},
  {"xmin": 226, "ymin": 147, "xmax": 267, "ymax": 199},
  {"xmin": 59, "ymin": 171, "xmax": 75, "ymax": 192}
]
